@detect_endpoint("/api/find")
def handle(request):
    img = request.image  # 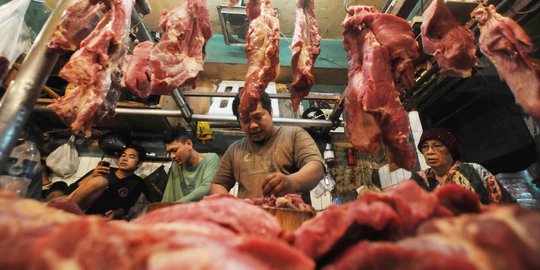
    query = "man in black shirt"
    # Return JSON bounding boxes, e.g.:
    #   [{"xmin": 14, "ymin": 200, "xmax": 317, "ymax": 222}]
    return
[{"xmin": 66, "ymin": 144, "xmax": 148, "ymax": 219}]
